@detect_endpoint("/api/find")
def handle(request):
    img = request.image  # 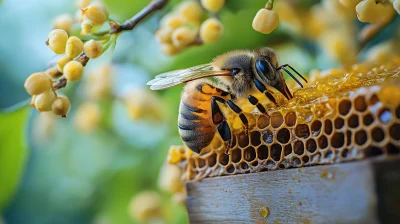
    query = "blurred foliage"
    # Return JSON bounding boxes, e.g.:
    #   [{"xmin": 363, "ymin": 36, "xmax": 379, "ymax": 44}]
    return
[
  {"xmin": 0, "ymin": 108, "xmax": 28, "ymax": 211},
  {"xmin": 0, "ymin": 0, "xmax": 399, "ymax": 224}
]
